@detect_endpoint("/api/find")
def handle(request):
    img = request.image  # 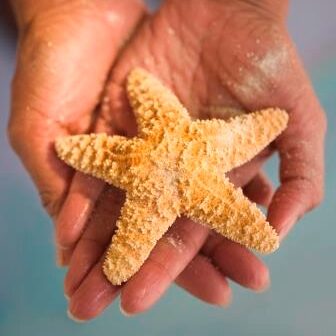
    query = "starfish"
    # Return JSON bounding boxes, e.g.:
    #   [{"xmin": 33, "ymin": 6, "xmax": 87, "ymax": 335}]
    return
[{"xmin": 55, "ymin": 68, "xmax": 288, "ymax": 285}]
